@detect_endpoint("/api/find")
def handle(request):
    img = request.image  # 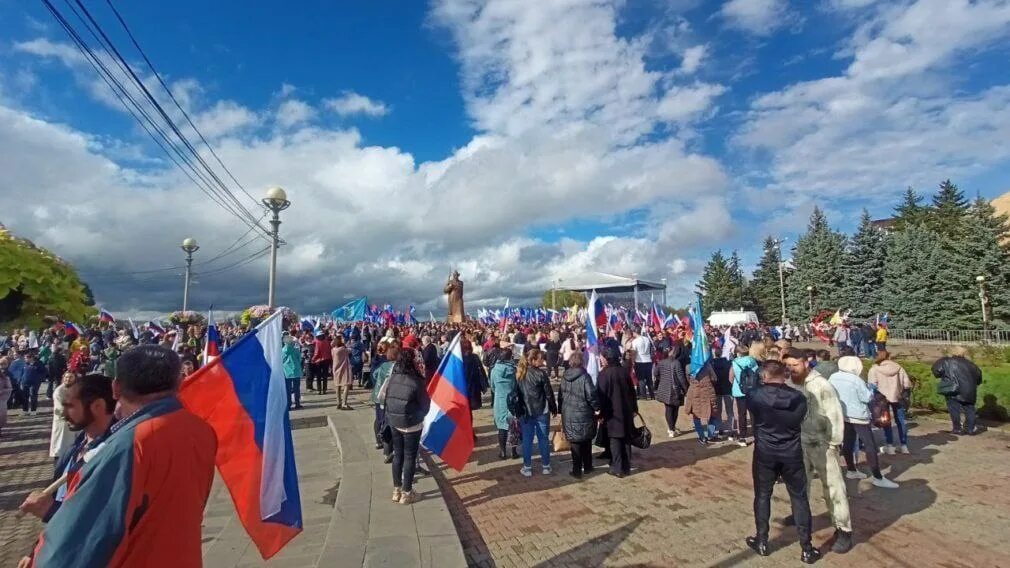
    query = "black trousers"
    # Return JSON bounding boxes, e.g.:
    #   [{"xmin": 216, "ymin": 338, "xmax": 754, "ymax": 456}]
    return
[
  {"xmin": 735, "ymin": 398, "xmax": 749, "ymax": 438},
  {"xmin": 634, "ymin": 363, "xmax": 654, "ymax": 398},
  {"xmin": 664, "ymin": 404, "xmax": 680, "ymax": 431},
  {"xmin": 391, "ymin": 429, "xmax": 422, "ymax": 492},
  {"xmin": 312, "ymin": 361, "xmax": 330, "ymax": 394},
  {"xmin": 842, "ymin": 422, "xmax": 881, "ymax": 478},
  {"xmin": 374, "ymin": 406, "xmax": 391, "ymax": 456},
  {"xmin": 569, "ymin": 441, "xmax": 594, "ymax": 475},
  {"xmin": 753, "ymin": 454, "xmax": 812, "ymax": 547},
  {"xmin": 609, "ymin": 437, "xmax": 630, "ymax": 475}
]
